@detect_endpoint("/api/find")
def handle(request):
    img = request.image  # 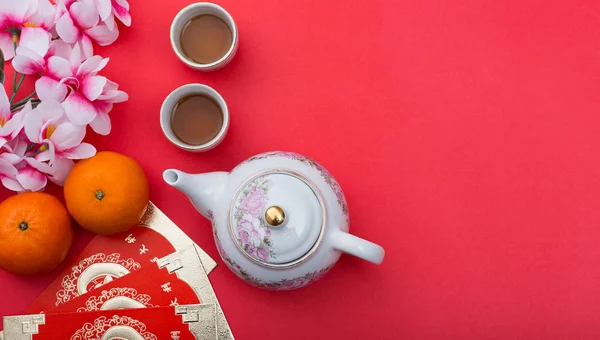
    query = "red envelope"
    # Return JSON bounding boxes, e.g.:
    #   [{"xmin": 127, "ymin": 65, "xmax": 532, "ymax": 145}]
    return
[
  {"xmin": 47, "ymin": 246, "xmax": 205, "ymax": 313},
  {"xmin": 4, "ymin": 304, "xmax": 218, "ymax": 339},
  {"xmin": 46, "ymin": 263, "xmax": 200, "ymax": 313},
  {"xmin": 25, "ymin": 202, "xmax": 216, "ymax": 313},
  {"xmin": 42, "ymin": 245, "xmax": 235, "ymax": 340}
]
